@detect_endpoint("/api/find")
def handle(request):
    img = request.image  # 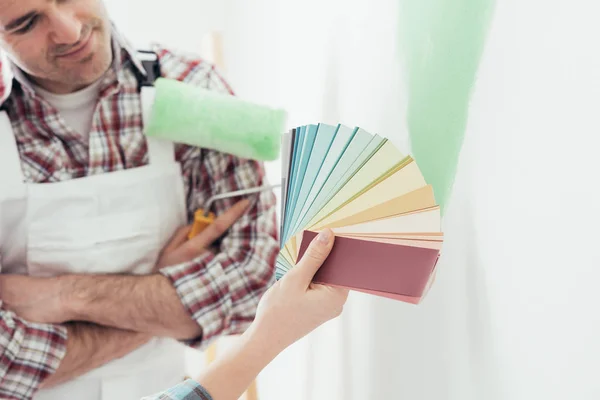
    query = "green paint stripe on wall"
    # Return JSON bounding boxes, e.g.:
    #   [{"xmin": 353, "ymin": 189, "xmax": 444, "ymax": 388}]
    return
[{"xmin": 398, "ymin": 0, "xmax": 496, "ymax": 214}]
